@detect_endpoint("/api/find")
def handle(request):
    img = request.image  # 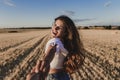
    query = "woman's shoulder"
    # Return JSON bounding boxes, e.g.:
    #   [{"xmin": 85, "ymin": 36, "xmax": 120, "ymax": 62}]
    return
[
  {"xmin": 47, "ymin": 38, "xmax": 63, "ymax": 47},
  {"xmin": 49, "ymin": 37, "xmax": 60, "ymax": 41},
  {"xmin": 48, "ymin": 38, "xmax": 60, "ymax": 43}
]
